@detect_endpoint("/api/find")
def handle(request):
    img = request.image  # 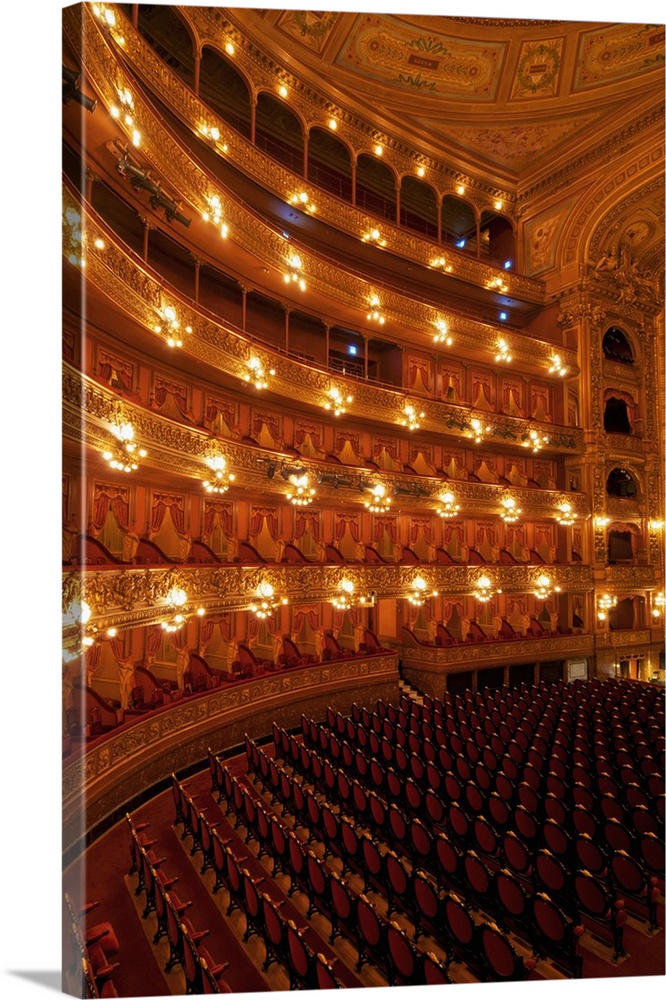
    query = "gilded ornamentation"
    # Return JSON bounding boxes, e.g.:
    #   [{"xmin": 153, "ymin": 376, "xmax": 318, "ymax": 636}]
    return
[
  {"xmin": 276, "ymin": 10, "xmax": 339, "ymax": 53},
  {"xmin": 510, "ymin": 38, "xmax": 563, "ymax": 99},
  {"xmin": 573, "ymin": 23, "xmax": 665, "ymax": 91}
]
